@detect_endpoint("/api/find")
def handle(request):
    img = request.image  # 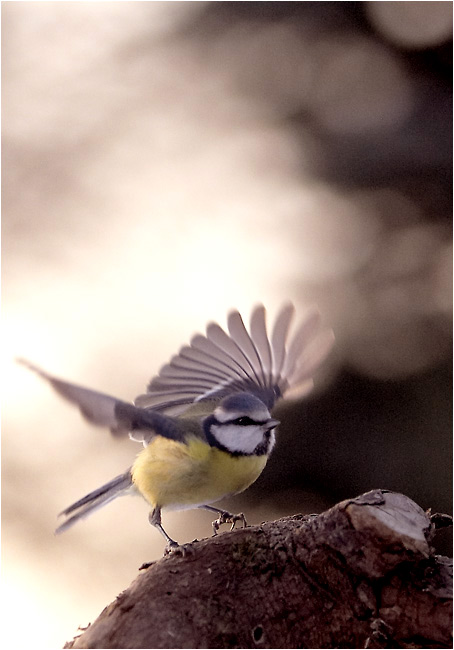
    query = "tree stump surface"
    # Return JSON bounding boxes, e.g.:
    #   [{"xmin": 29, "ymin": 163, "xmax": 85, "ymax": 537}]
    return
[{"xmin": 65, "ymin": 489, "xmax": 452, "ymax": 649}]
